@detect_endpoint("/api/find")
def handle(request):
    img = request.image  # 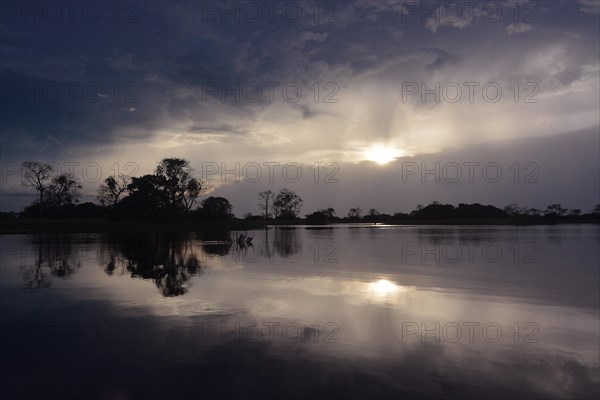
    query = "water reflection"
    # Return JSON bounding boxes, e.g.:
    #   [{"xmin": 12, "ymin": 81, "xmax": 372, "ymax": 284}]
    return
[
  {"xmin": 21, "ymin": 234, "xmax": 81, "ymax": 289},
  {"xmin": 272, "ymin": 227, "xmax": 301, "ymax": 258},
  {"xmin": 201, "ymin": 227, "xmax": 302, "ymax": 261},
  {"xmin": 201, "ymin": 230, "xmax": 234, "ymax": 256},
  {"xmin": 17, "ymin": 228, "xmax": 305, "ymax": 297},
  {"xmin": 100, "ymin": 232, "xmax": 207, "ymax": 297},
  {"xmin": 1, "ymin": 225, "xmax": 598, "ymax": 399}
]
